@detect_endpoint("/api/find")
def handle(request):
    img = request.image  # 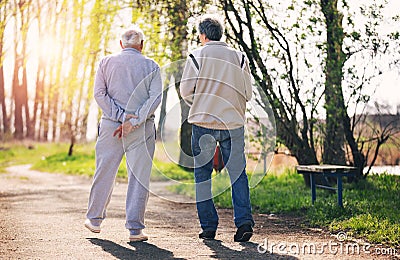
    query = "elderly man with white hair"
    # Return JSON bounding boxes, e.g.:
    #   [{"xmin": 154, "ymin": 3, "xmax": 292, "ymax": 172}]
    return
[{"xmin": 84, "ymin": 27, "xmax": 162, "ymax": 242}]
